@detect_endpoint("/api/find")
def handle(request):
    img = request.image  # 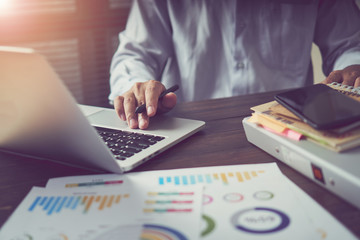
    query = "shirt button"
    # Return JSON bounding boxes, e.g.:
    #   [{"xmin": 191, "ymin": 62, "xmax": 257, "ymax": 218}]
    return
[{"xmin": 236, "ymin": 62, "xmax": 245, "ymax": 69}]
